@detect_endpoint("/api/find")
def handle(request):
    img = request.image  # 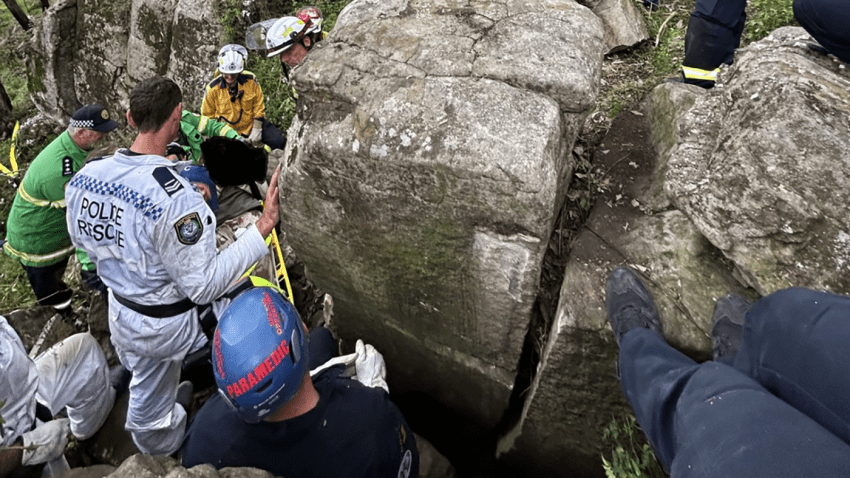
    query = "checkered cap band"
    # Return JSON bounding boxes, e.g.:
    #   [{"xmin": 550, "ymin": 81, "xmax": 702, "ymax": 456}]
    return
[{"xmin": 70, "ymin": 119, "xmax": 95, "ymax": 129}]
